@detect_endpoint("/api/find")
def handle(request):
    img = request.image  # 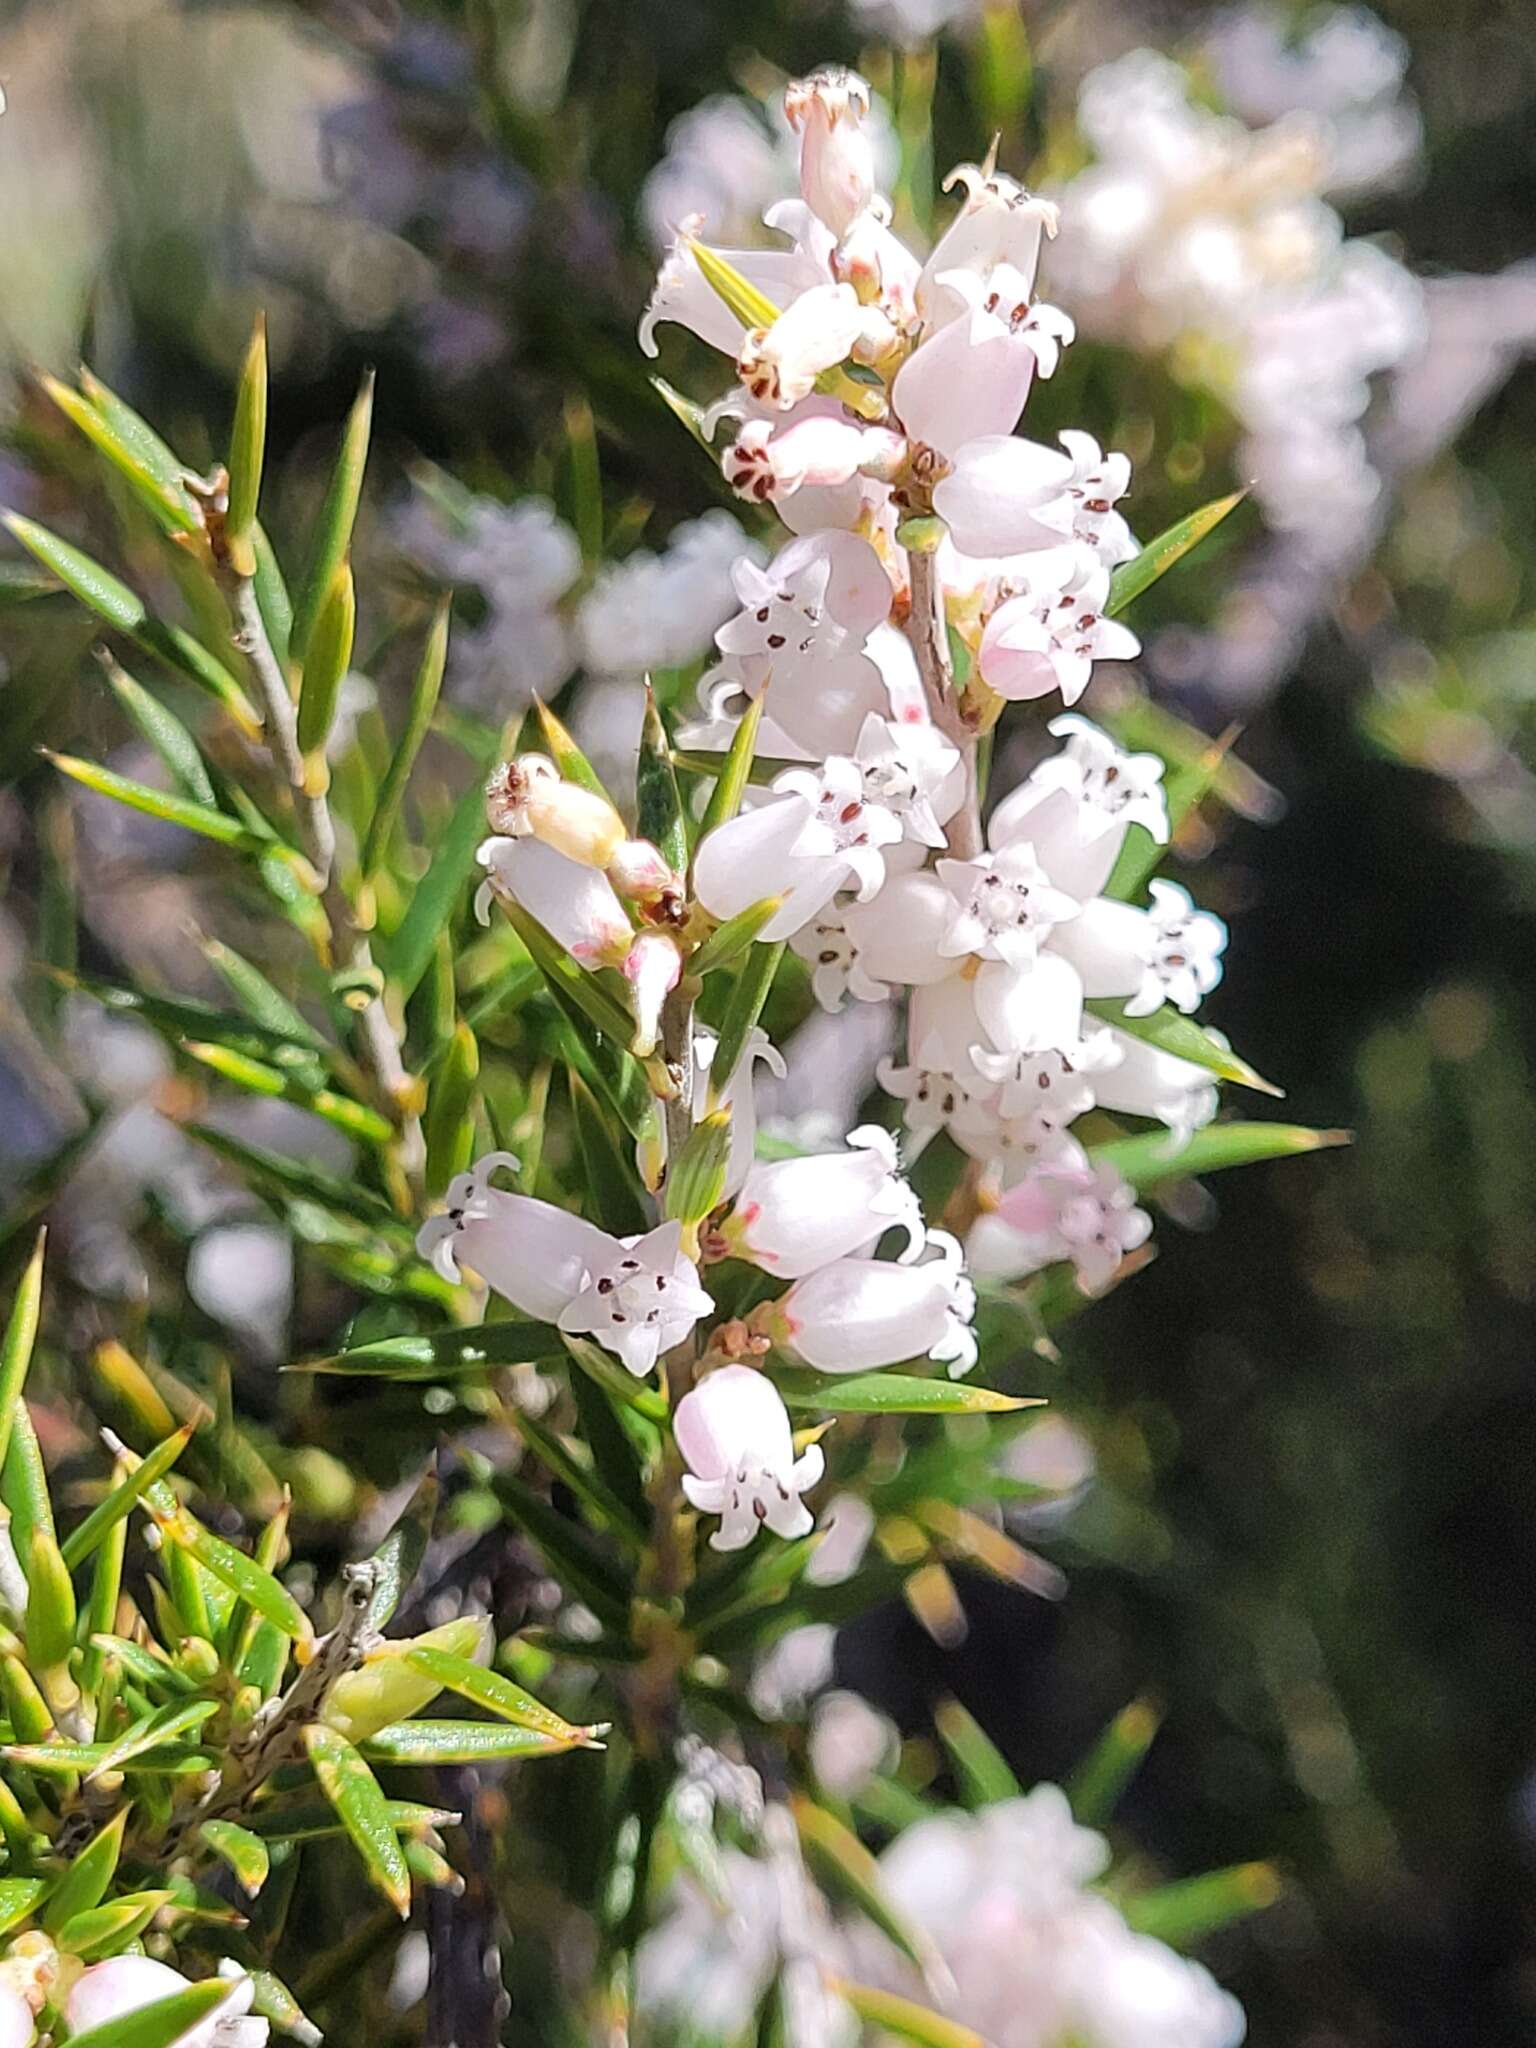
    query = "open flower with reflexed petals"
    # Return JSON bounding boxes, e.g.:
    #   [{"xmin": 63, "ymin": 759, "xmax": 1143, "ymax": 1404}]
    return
[
  {"xmin": 676, "ymin": 1365, "xmax": 824, "ymax": 1551},
  {"xmin": 558, "ymin": 1220, "xmax": 715, "ymax": 1378}
]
